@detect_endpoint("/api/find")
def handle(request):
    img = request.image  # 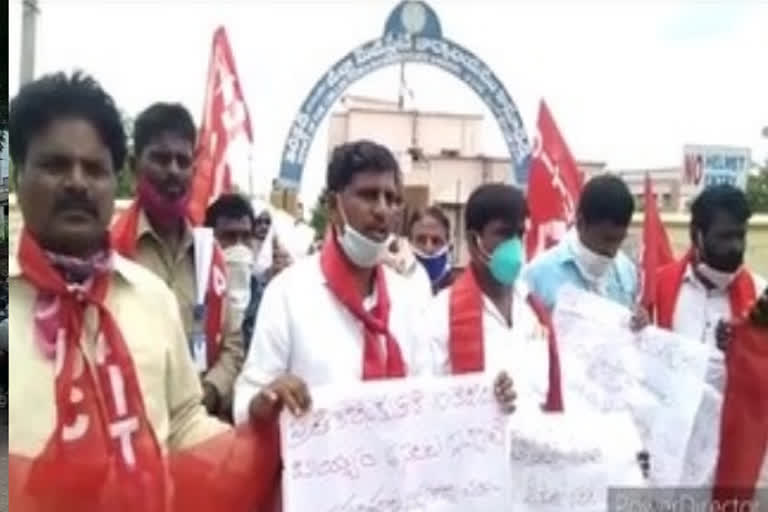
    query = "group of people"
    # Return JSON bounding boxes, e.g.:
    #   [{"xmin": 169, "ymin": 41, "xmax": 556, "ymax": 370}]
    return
[{"xmin": 7, "ymin": 70, "xmax": 768, "ymax": 511}]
